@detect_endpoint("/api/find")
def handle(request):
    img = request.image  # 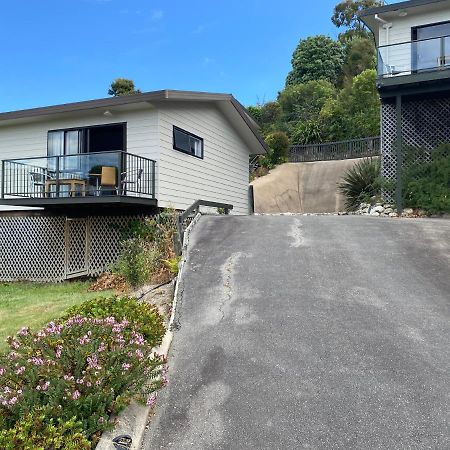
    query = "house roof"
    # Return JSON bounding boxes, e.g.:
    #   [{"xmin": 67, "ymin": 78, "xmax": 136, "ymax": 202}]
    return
[
  {"xmin": 0, "ymin": 89, "xmax": 268, "ymax": 153},
  {"xmin": 360, "ymin": 0, "xmax": 448, "ymax": 17}
]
